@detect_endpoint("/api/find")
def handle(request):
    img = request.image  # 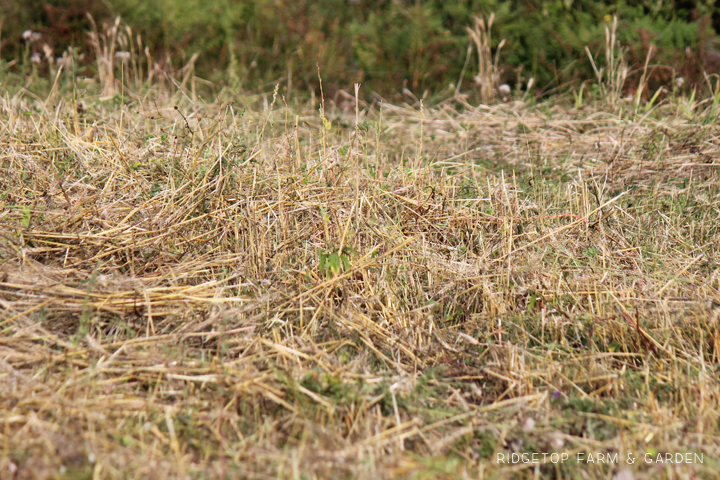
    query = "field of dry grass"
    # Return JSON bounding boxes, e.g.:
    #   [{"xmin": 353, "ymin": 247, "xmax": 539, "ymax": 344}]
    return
[{"xmin": 0, "ymin": 75, "xmax": 719, "ymax": 480}]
